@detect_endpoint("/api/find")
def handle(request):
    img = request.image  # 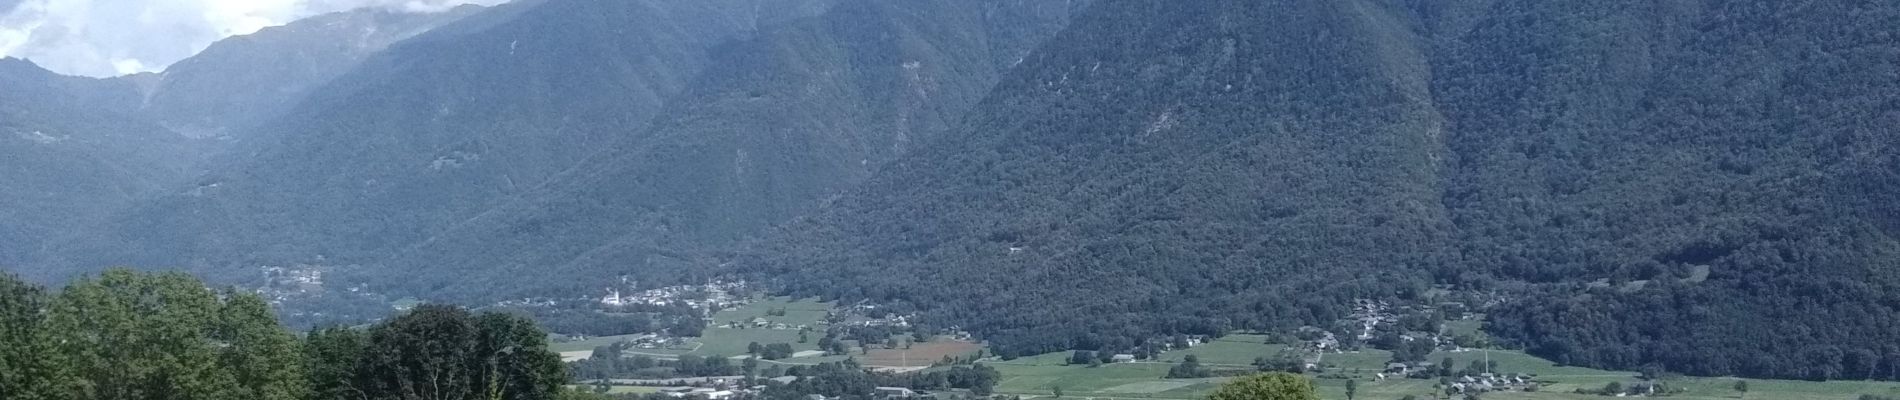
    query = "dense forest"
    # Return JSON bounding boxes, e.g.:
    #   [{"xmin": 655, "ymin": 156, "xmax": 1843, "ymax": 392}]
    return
[
  {"xmin": 0, "ymin": 271, "xmax": 574, "ymax": 400},
  {"xmin": 737, "ymin": 0, "xmax": 1900, "ymax": 381}
]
